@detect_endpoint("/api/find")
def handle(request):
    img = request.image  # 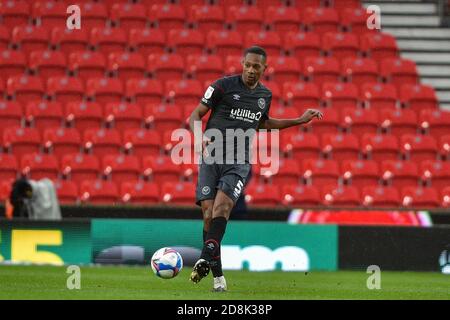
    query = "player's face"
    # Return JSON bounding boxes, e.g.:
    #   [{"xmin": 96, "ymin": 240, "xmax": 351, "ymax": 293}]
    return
[{"xmin": 242, "ymin": 53, "xmax": 266, "ymax": 88}]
